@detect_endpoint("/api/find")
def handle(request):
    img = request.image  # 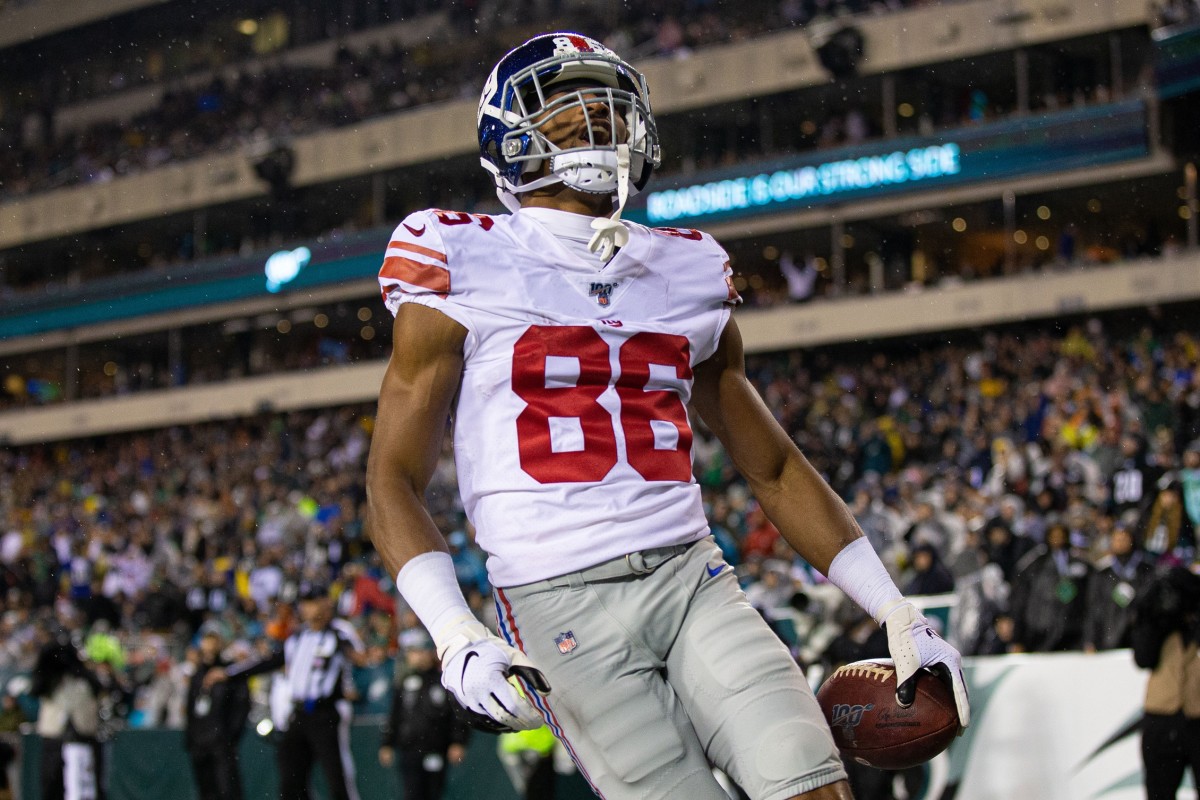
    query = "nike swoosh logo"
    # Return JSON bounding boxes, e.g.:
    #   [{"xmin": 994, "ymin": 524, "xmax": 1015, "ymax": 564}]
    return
[
  {"xmin": 705, "ymin": 562, "xmax": 725, "ymax": 578},
  {"xmin": 403, "ymin": 222, "xmax": 426, "ymax": 237},
  {"xmin": 461, "ymin": 650, "xmax": 477, "ymax": 682}
]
